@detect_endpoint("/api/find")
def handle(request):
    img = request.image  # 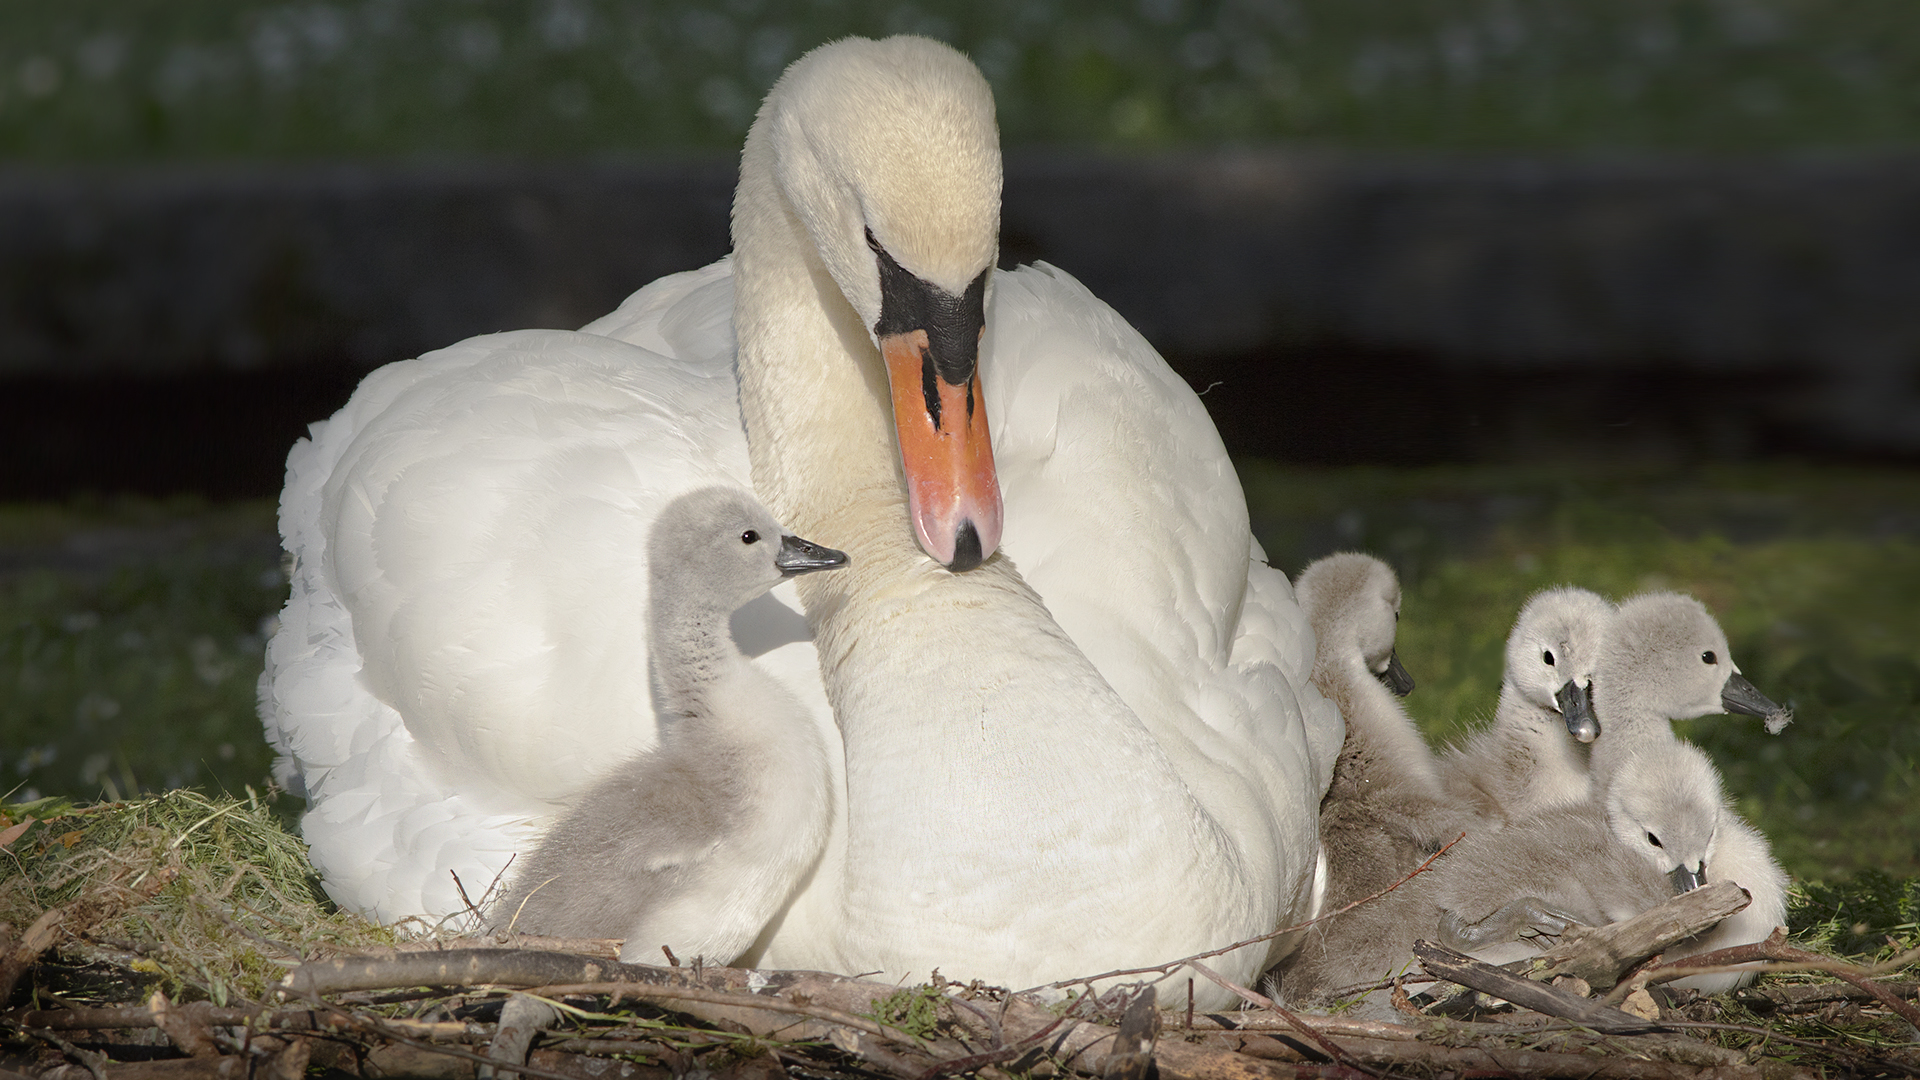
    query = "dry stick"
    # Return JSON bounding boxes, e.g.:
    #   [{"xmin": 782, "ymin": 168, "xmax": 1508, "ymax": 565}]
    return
[
  {"xmin": 281, "ymin": 948, "xmax": 671, "ymax": 998},
  {"xmin": 1033, "ymin": 833, "xmax": 1467, "ymax": 996},
  {"xmin": 1642, "ymin": 931, "xmax": 1920, "ymax": 983},
  {"xmin": 1644, "ymin": 929, "xmax": 1920, "ymax": 1030},
  {"xmin": 275, "ymin": 991, "xmax": 584, "ymax": 1080},
  {"xmin": 1098, "ymin": 986, "xmax": 1157, "ymax": 1080},
  {"xmin": 1413, "ymin": 941, "xmax": 1659, "ymax": 1034},
  {"xmin": 526, "ymin": 982, "xmax": 929, "ymax": 1048},
  {"xmin": 482, "ymin": 993, "xmax": 563, "ymax": 1080},
  {"xmin": 6, "ymin": 1003, "xmax": 474, "ymax": 1040},
  {"xmin": 1737, "ymin": 978, "xmax": 1920, "ymax": 1011},
  {"xmin": 2, "ymin": 1019, "xmax": 110, "ymax": 1080},
  {"xmin": 1650, "ymin": 1019, "xmax": 1920, "ymax": 1078},
  {"xmin": 1183, "ymin": 960, "xmax": 1387, "ymax": 1080},
  {"xmin": 1517, "ymin": 880, "xmax": 1751, "ymax": 989}
]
